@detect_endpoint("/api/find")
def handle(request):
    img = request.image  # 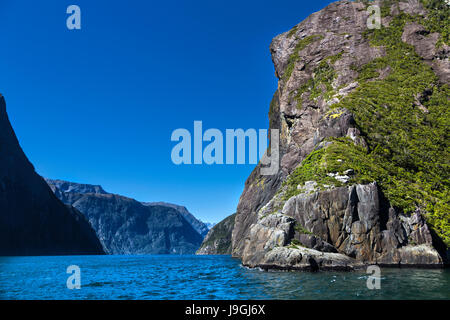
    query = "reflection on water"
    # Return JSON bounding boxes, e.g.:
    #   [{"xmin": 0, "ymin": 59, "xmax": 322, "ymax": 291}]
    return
[{"xmin": 0, "ymin": 255, "xmax": 449, "ymax": 300}]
